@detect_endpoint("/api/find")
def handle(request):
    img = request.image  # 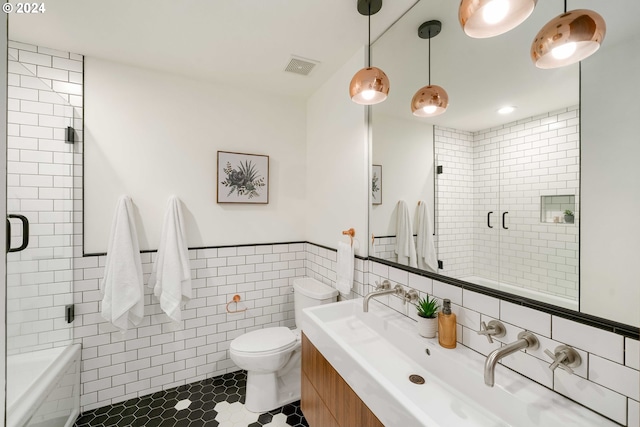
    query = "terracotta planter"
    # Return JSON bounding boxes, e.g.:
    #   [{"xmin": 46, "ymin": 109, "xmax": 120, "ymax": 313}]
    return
[{"xmin": 417, "ymin": 316, "xmax": 438, "ymax": 338}]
